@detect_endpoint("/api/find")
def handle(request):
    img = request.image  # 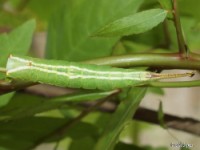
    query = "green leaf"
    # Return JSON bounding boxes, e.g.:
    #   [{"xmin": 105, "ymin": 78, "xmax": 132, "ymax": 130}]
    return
[
  {"xmin": 166, "ymin": 15, "xmax": 200, "ymax": 50},
  {"xmin": 27, "ymin": 0, "xmax": 62, "ymax": 21},
  {"xmin": 158, "ymin": 101, "xmax": 166, "ymax": 128},
  {"xmin": 0, "ymin": 117, "xmax": 67, "ymax": 150},
  {"xmin": 179, "ymin": 0, "xmax": 200, "ymax": 21},
  {"xmin": 0, "ymin": 90, "xmax": 117, "ymax": 121},
  {"xmin": 122, "ymin": 41, "xmax": 152, "ymax": 53},
  {"xmin": 47, "ymin": 120, "xmax": 100, "ymax": 148},
  {"xmin": 0, "ymin": 115, "xmax": 99, "ymax": 150},
  {"xmin": 157, "ymin": 0, "xmax": 173, "ymax": 10},
  {"xmin": 122, "ymin": 24, "xmax": 166, "ymax": 49},
  {"xmin": 94, "ymin": 87, "xmax": 147, "ymax": 150},
  {"xmin": 147, "ymin": 87, "xmax": 165, "ymax": 96},
  {"xmin": 52, "ymin": 90, "xmax": 118, "ymax": 103},
  {"xmin": 7, "ymin": 0, "xmax": 21, "ymax": 7},
  {"xmin": 0, "ymin": 92, "xmax": 14, "ymax": 108},
  {"xmin": 0, "ymin": 19, "xmax": 36, "ymax": 67},
  {"xmin": 46, "ymin": 0, "xmax": 144, "ymax": 61},
  {"xmin": 180, "ymin": 17, "xmax": 200, "ymax": 50},
  {"xmin": 69, "ymin": 137, "xmax": 95, "ymax": 150},
  {"xmin": 93, "ymin": 9, "xmax": 168, "ymax": 37},
  {"xmin": 66, "ymin": 122, "xmax": 98, "ymax": 140}
]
